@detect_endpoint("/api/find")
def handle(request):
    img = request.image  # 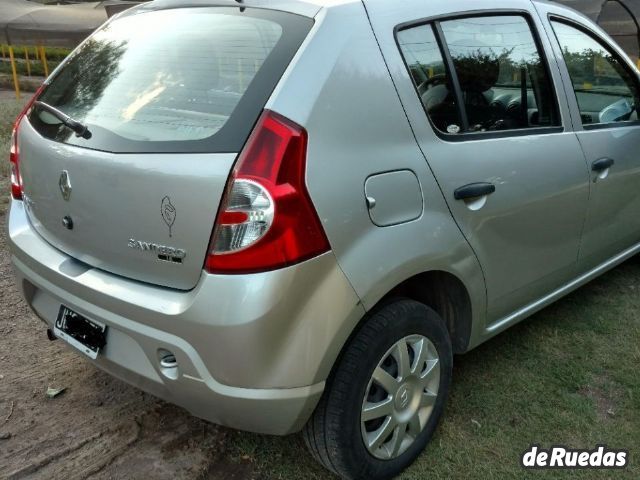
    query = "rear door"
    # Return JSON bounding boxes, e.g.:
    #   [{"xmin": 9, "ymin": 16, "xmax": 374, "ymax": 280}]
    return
[
  {"xmin": 19, "ymin": 5, "xmax": 312, "ymax": 290},
  {"xmin": 365, "ymin": 0, "xmax": 590, "ymax": 322},
  {"xmin": 541, "ymin": 7, "xmax": 640, "ymax": 270}
]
